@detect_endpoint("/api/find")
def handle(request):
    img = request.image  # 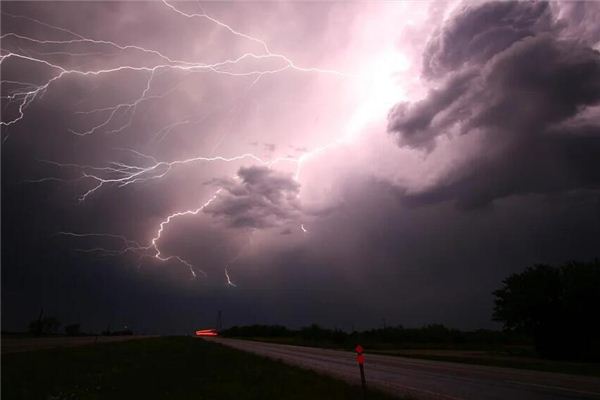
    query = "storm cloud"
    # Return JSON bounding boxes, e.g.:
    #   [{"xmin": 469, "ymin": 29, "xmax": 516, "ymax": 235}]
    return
[
  {"xmin": 388, "ymin": 1, "xmax": 600, "ymax": 207},
  {"xmin": 204, "ymin": 166, "xmax": 301, "ymax": 229},
  {"xmin": 2, "ymin": 1, "xmax": 599, "ymax": 335}
]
